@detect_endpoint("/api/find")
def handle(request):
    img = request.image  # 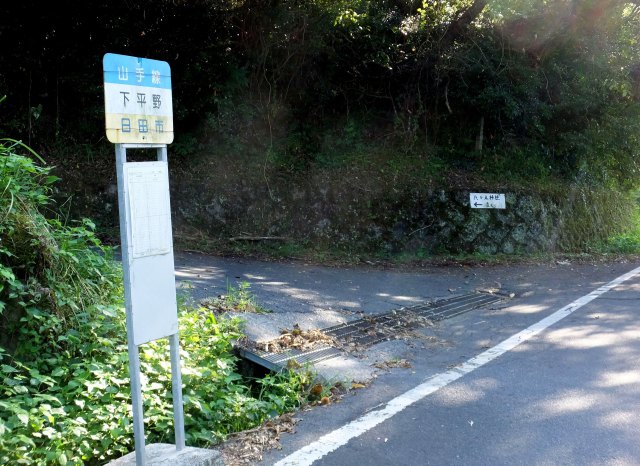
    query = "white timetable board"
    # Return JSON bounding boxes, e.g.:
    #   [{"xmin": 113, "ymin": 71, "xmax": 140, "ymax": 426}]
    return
[
  {"xmin": 122, "ymin": 161, "xmax": 178, "ymax": 345},
  {"xmin": 124, "ymin": 162, "xmax": 172, "ymax": 258}
]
